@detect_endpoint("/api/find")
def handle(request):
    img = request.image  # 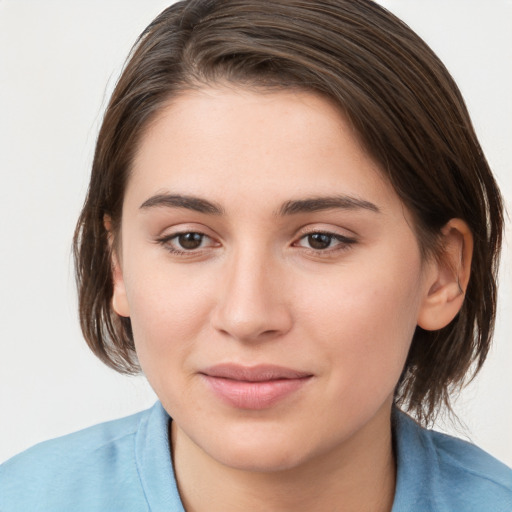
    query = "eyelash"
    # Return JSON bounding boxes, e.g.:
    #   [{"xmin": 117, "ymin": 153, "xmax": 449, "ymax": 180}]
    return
[
  {"xmin": 155, "ymin": 231, "xmax": 217, "ymax": 256},
  {"xmin": 293, "ymin": 230, "xmax": 357, "ymax": 256},
  {"xmin": 155, "ymin": 230, "xmax": 357, "ymax": 257}
]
